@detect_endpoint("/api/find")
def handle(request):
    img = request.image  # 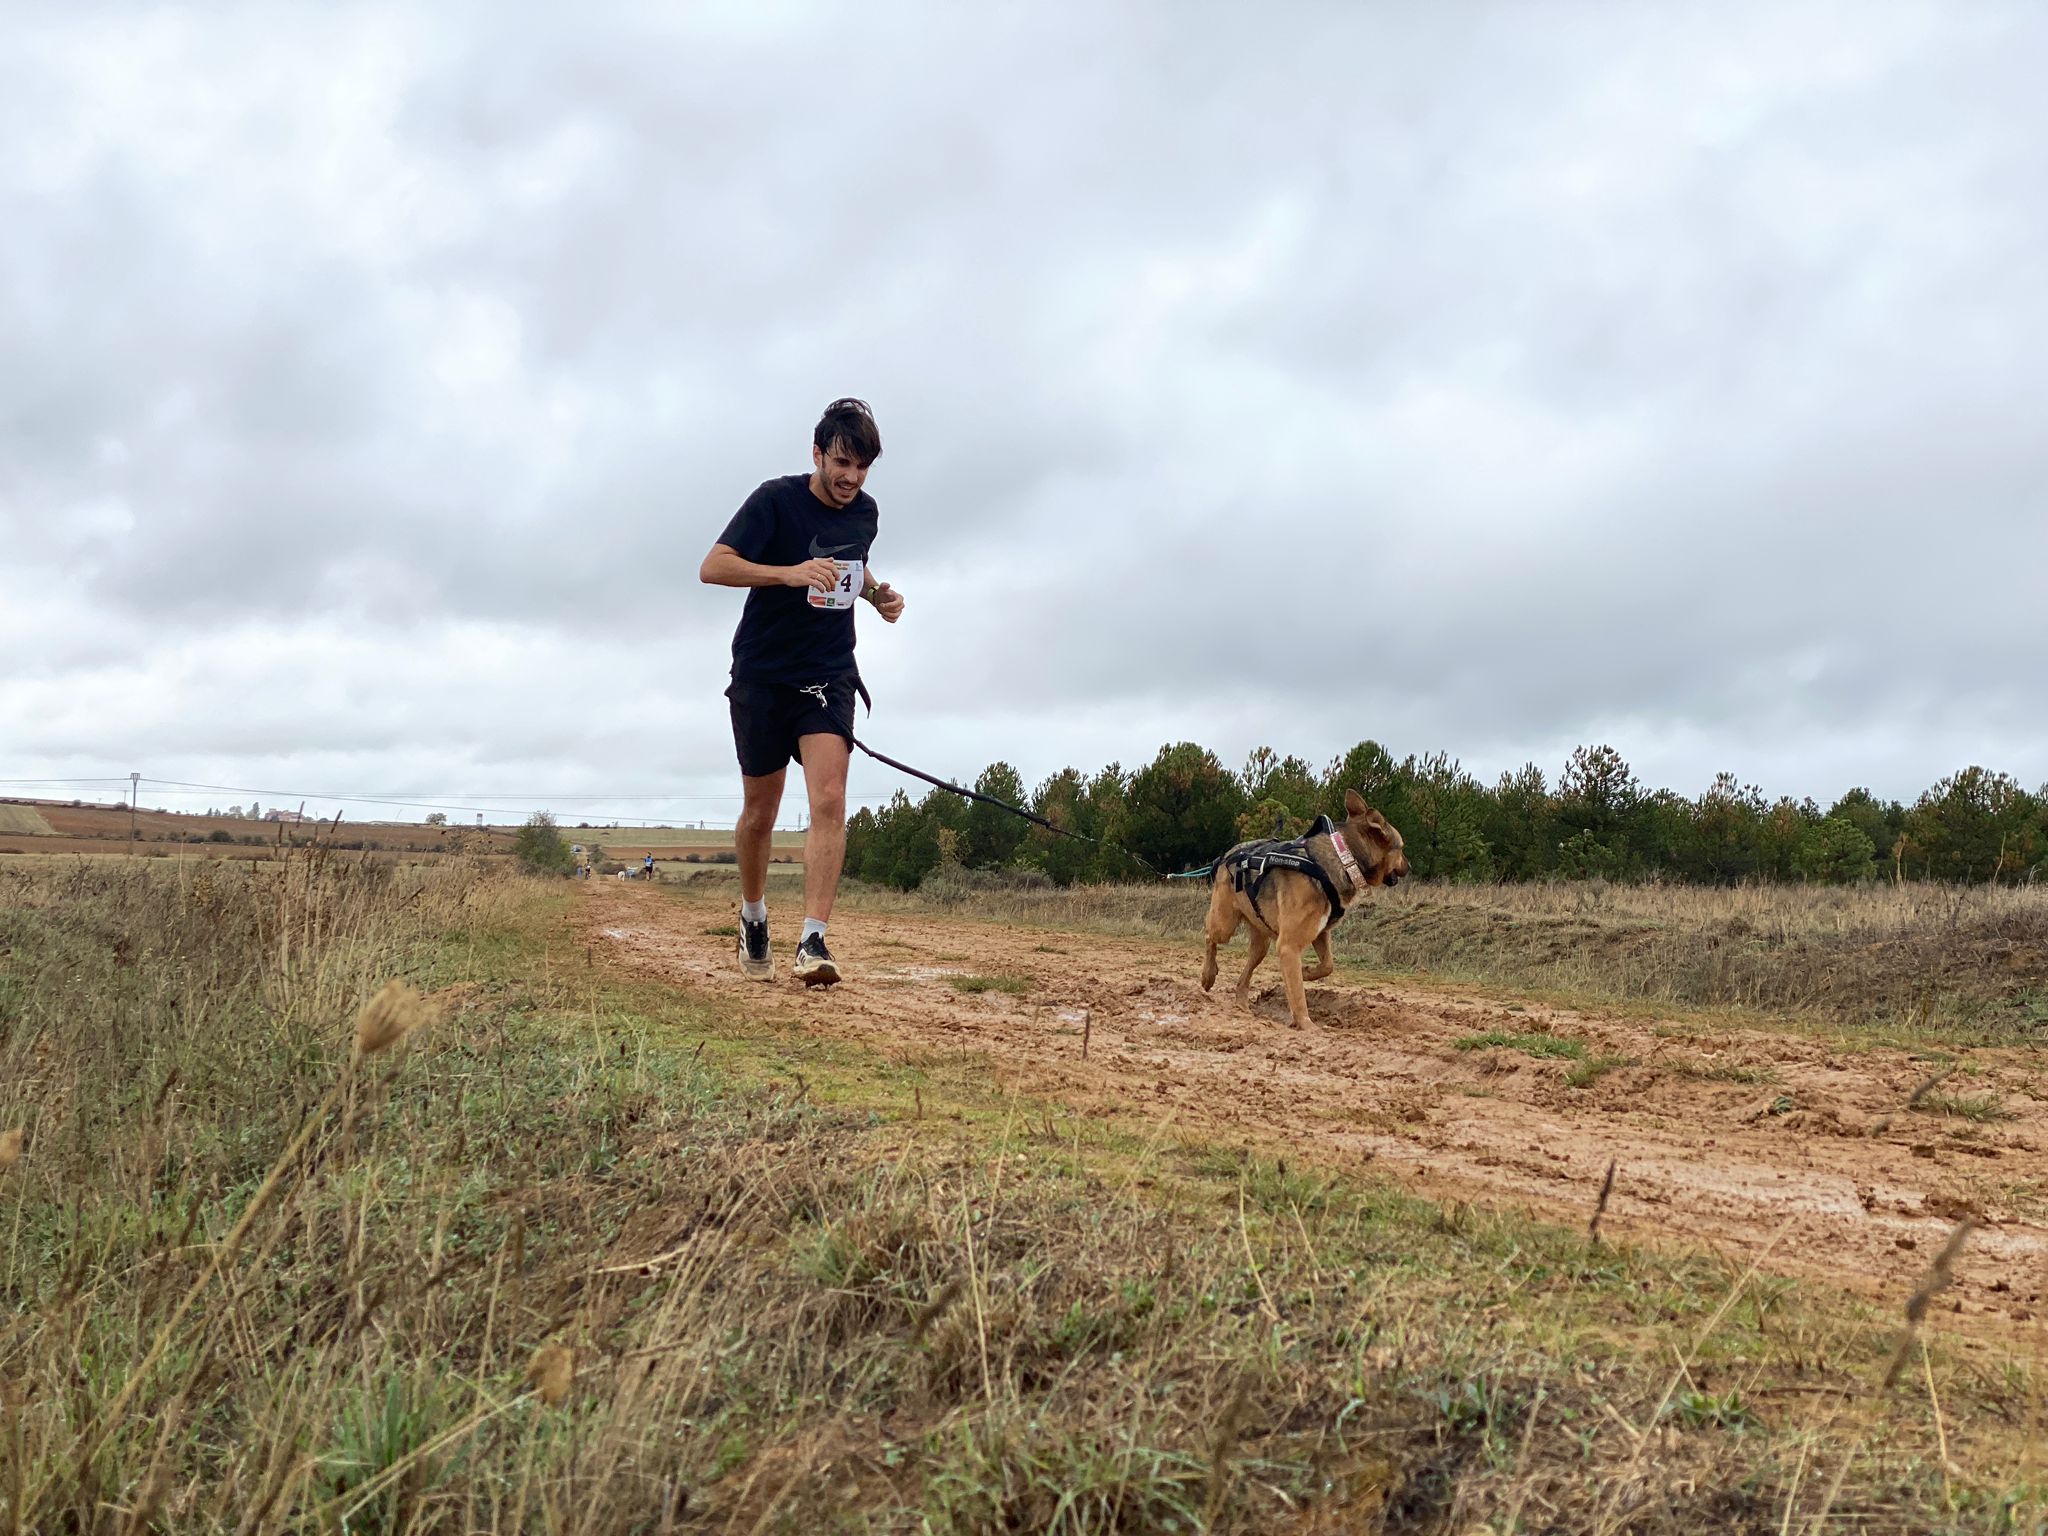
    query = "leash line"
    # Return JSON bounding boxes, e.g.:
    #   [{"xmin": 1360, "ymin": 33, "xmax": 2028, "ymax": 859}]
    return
[{"xmin": 848, "ymin": 734, "xmax": 1177, "ymax": 880}]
